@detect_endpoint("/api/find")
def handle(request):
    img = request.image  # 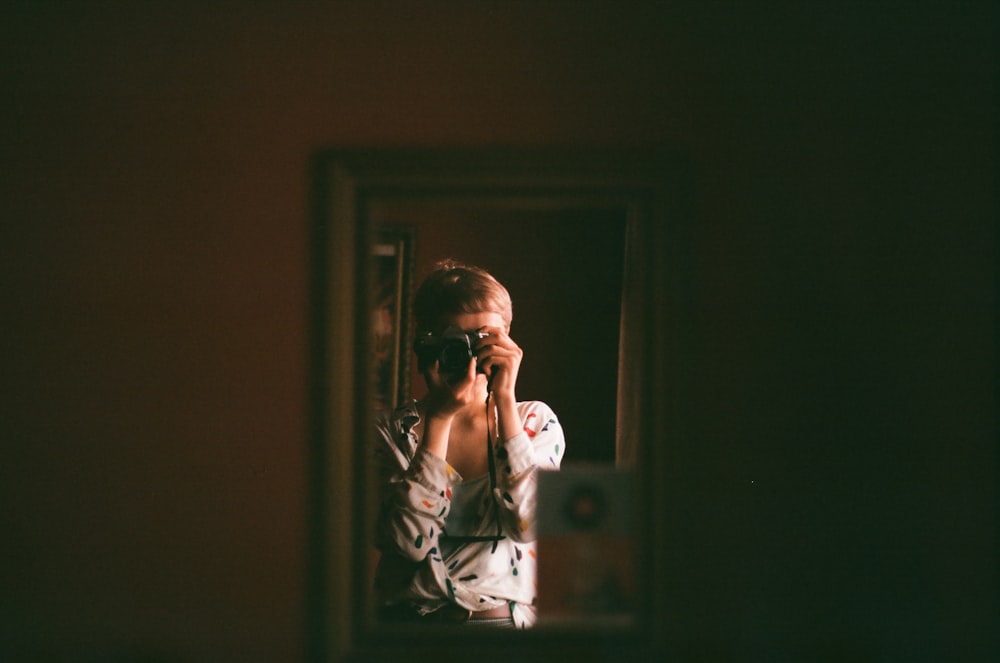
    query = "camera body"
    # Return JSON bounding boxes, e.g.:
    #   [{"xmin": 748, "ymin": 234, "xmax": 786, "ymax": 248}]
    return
[{"xmin": 414, "ymin": 326, "xmax": 488, "ymax": 375}]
